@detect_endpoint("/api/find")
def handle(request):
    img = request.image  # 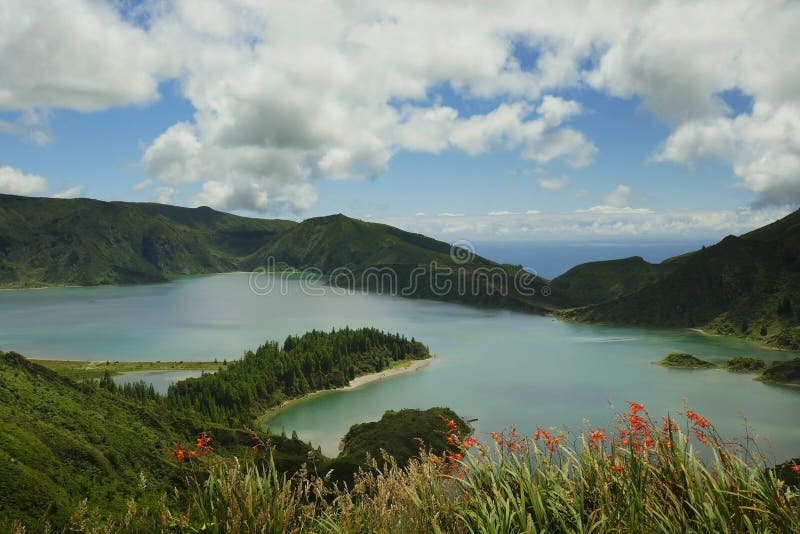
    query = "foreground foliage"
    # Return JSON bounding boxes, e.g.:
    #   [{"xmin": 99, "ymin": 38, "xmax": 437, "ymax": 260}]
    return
[{"xmin": 67, "ymin": 403, "xmax": 800, "ymax": 534}]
